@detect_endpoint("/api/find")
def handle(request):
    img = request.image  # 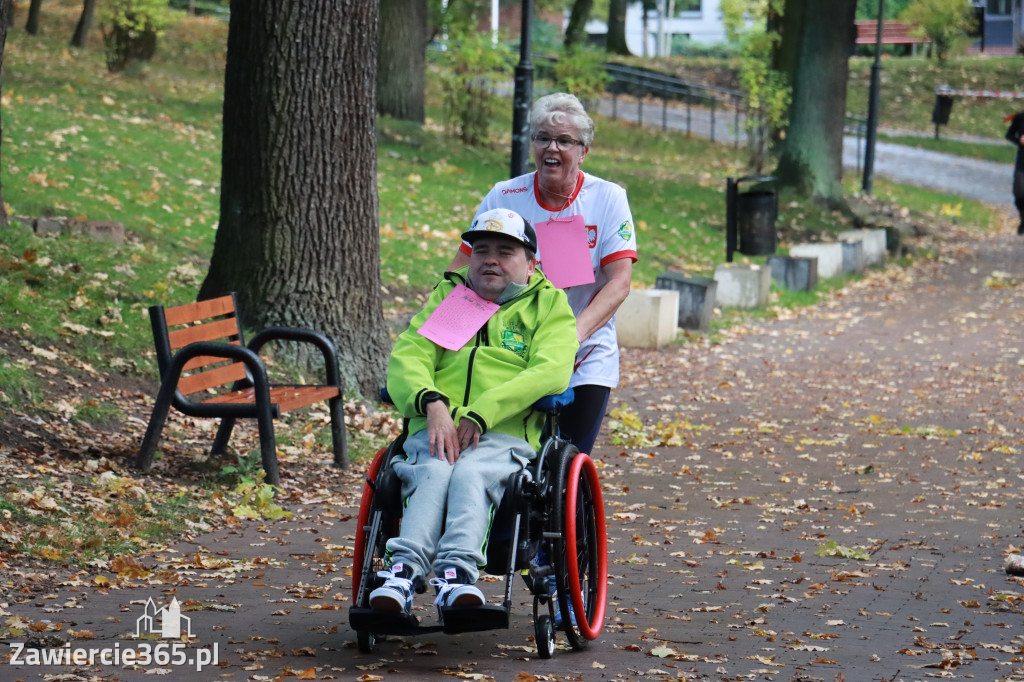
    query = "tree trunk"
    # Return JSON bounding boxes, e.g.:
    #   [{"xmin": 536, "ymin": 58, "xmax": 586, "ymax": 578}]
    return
[
  {"xmin": 606, "ymin": 0, "xmax": 631, "ymax": 55},
  {"xmin": 25, "ymin": 0, "xmax": 41, "ymax": 35},
  {"xmin": 200, "ymin": 0, "xmax": 390, "ymax": 398},
  {"xmin": 70, "ymin": 0, "xmax": 97, "ymax": 48},
  {"xmin": 773, "ymin": 0, "xmax": 856, "ymax": 205},
  {"xmin": 0, "ymin": 0, "xmax": 9, "ymax": 227},
  {"xmin": 377, "ymin": 0, "xmax": 426, "ymax": 123},
  {"xmin": 564, "ymin": 0, "xmax": 593, "ymax": 52}
]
